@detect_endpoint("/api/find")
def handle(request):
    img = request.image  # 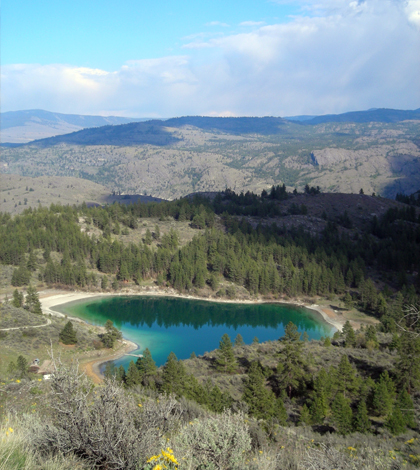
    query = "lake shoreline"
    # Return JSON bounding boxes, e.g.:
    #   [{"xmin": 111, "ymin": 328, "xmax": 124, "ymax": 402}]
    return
[
  {"xmin": 39, "ymin": 287, "xmax": 345, "ymax": 382},
  {"xmin": 40, "ymin": 287, "xmax": 346, "ymax": 332}
]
